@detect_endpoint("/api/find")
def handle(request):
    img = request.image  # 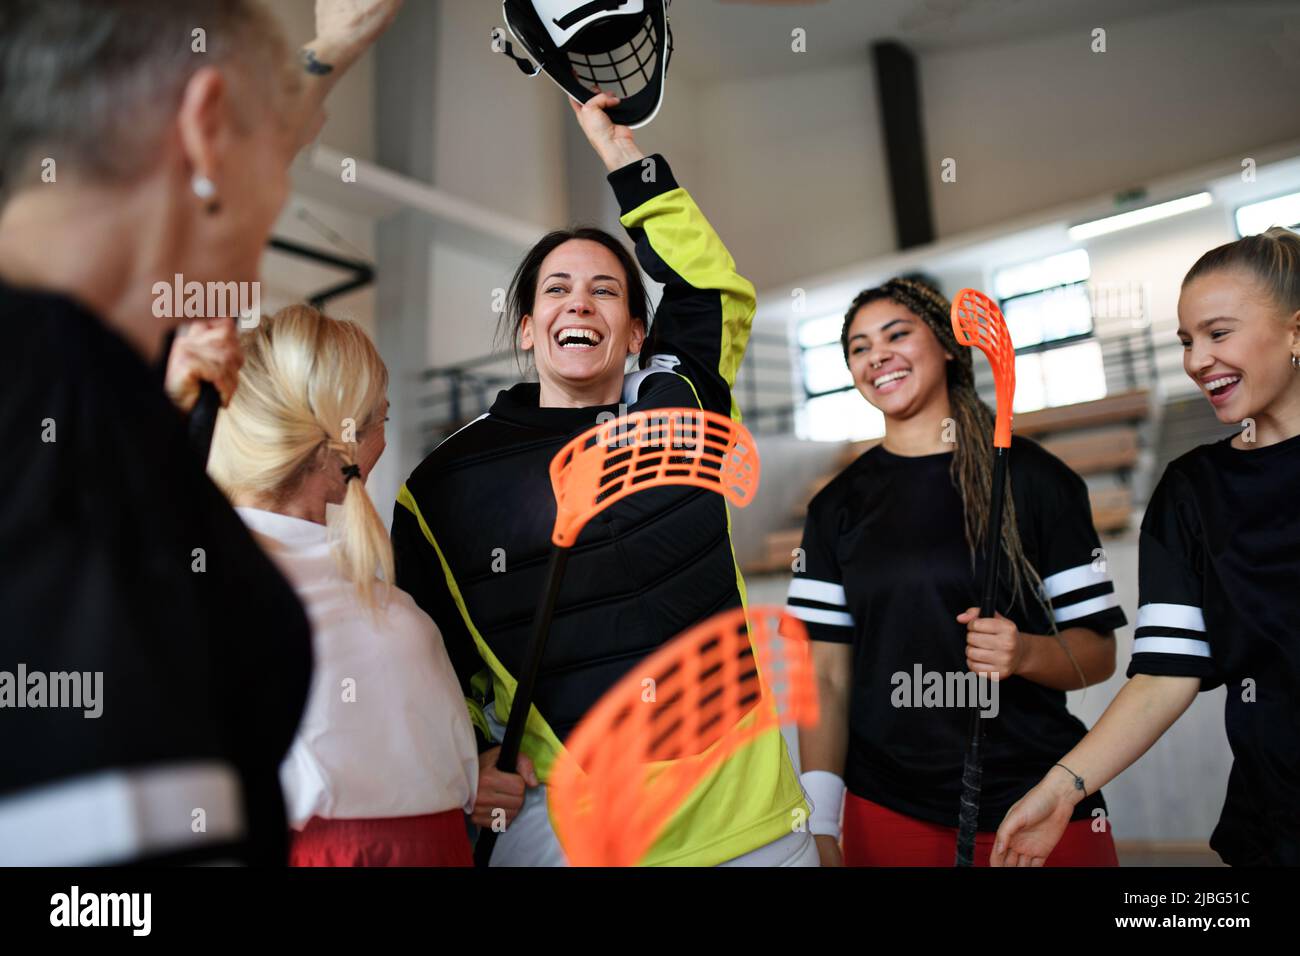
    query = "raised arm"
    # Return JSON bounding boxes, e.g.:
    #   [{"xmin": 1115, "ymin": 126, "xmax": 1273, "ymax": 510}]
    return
[
  {"xmin": 294, "ymin": 0, "xmax": 404, "ymax": 151},
  {"xmin": 572, "ymin": 94, "xmax": 757, "ymax": 418}
]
